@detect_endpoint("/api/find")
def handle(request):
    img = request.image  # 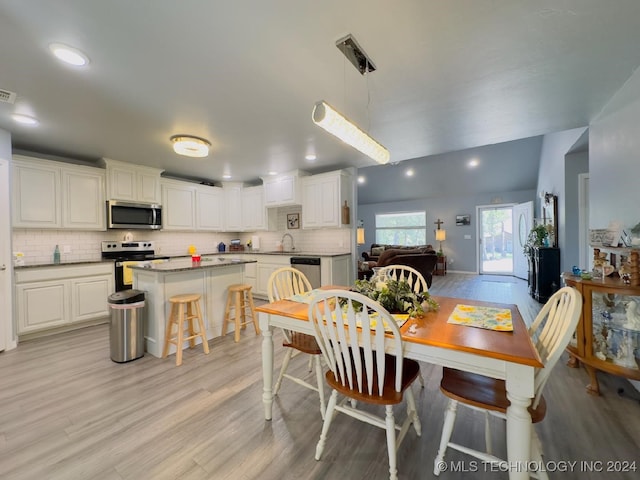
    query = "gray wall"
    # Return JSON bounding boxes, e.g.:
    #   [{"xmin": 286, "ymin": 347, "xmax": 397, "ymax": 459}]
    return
[
  {"xmin": 357, "ymin": 189, "xmax": 535, "ymax": 273},
  {"xmin": 590, "ymin": 67, "xmax": 640, "ymax": 228}
]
